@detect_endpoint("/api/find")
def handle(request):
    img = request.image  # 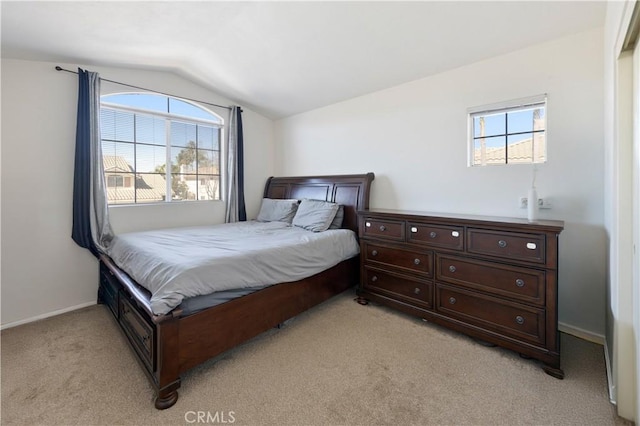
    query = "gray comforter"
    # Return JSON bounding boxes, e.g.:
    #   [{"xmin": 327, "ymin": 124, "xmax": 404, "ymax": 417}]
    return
[{"xmin": 107, "ymin": 221, "xmax": 360, "ymax": 315}]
